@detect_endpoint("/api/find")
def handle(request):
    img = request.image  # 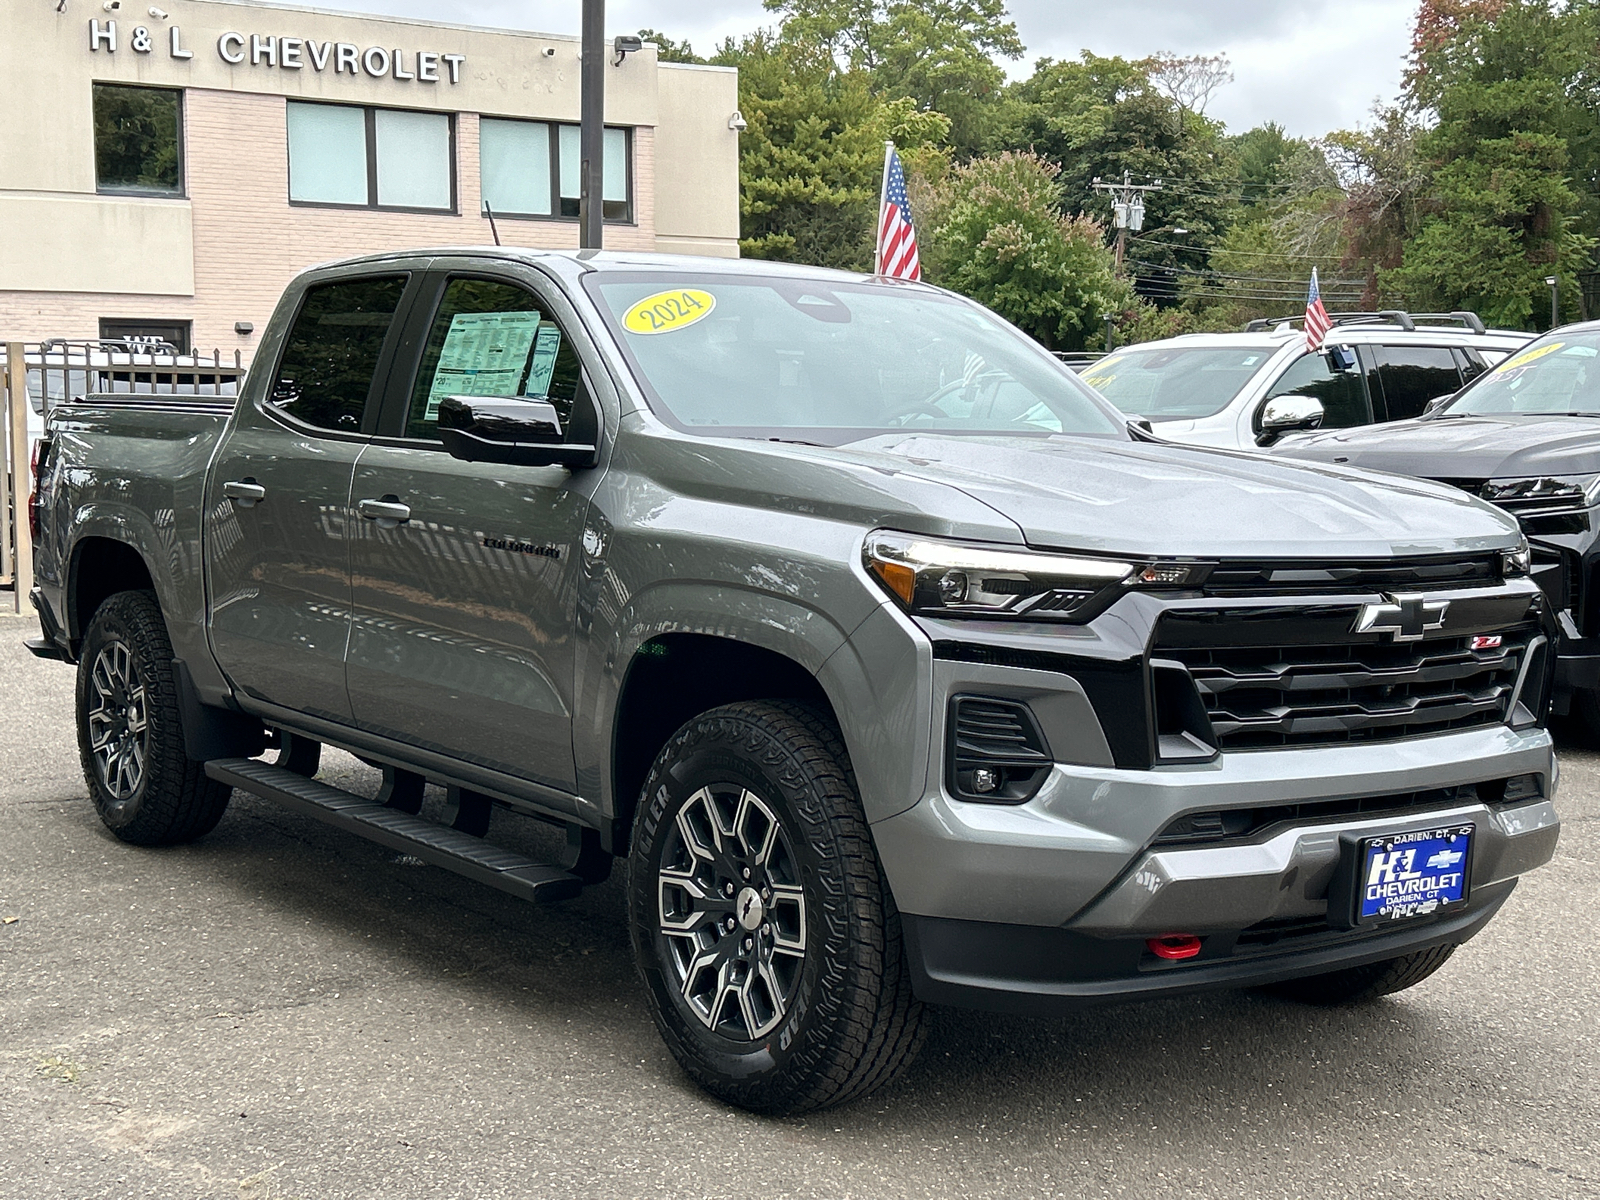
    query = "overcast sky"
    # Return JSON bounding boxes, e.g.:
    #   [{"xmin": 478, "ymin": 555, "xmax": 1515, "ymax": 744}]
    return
[{"xmin": 324, "ymin": 0, "xmax": 1419, "ymax": 138}]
